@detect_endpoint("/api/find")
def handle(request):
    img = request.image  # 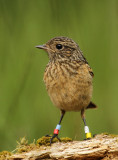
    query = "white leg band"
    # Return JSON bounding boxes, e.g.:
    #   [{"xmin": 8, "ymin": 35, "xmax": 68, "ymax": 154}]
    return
[{"xmin": 84, "ymin": 126, "xmax": 90, "ymax": 133}]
